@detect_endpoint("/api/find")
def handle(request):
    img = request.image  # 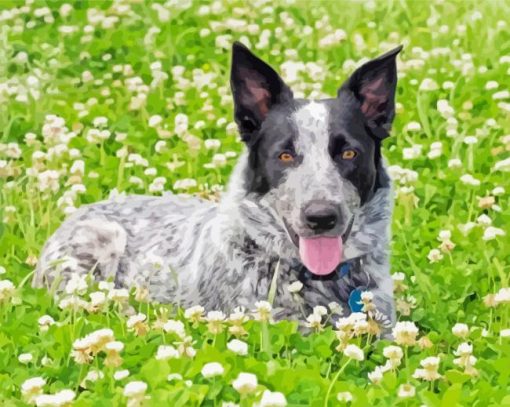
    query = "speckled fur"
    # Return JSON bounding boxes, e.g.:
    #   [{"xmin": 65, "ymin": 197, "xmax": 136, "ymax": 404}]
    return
[{"xmin": 34, "ymin": 165, "xmax": 394, "ymax": 327}]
